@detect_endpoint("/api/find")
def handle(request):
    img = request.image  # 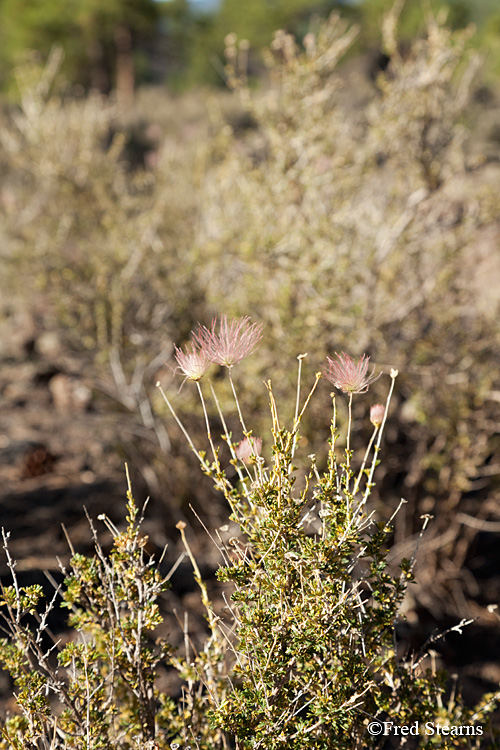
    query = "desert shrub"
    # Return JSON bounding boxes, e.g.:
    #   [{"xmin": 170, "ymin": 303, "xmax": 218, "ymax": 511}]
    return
[
  {"xmin": 0, "ymin": 50, "xmax": 203, "ymax": 364},
  {"xmin": 0, "ymin": 325, "xmax": 498, "ymax": 749},
  {"xmin": 192, "ymin": 8, "xmax": 500, "ymax": 606},
  {"xmin": 0, "ymin": 471, "xmax": 231, "ymax": 750},
  {"xmin": 159, "ymin": 320, "xmax": 499, "ymax": 749},
  {"xmin": 1, "ymin": 3, "xmax": 499, "ymax": 621},
  {"xmin": 0, "ymin": 478, "xmax": 174, "ymax": 749}
]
